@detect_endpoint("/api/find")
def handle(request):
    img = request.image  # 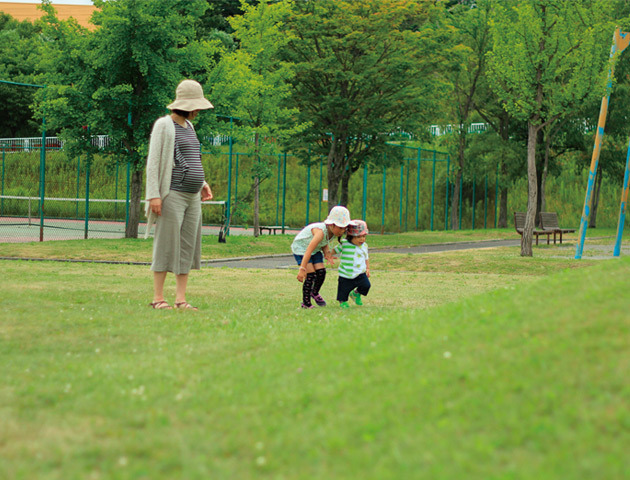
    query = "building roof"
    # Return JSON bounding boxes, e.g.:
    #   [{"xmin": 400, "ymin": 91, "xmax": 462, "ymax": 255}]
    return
[{"xmin": 0, "ymin": 2, "xmax": 97, "ymax": 29}]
